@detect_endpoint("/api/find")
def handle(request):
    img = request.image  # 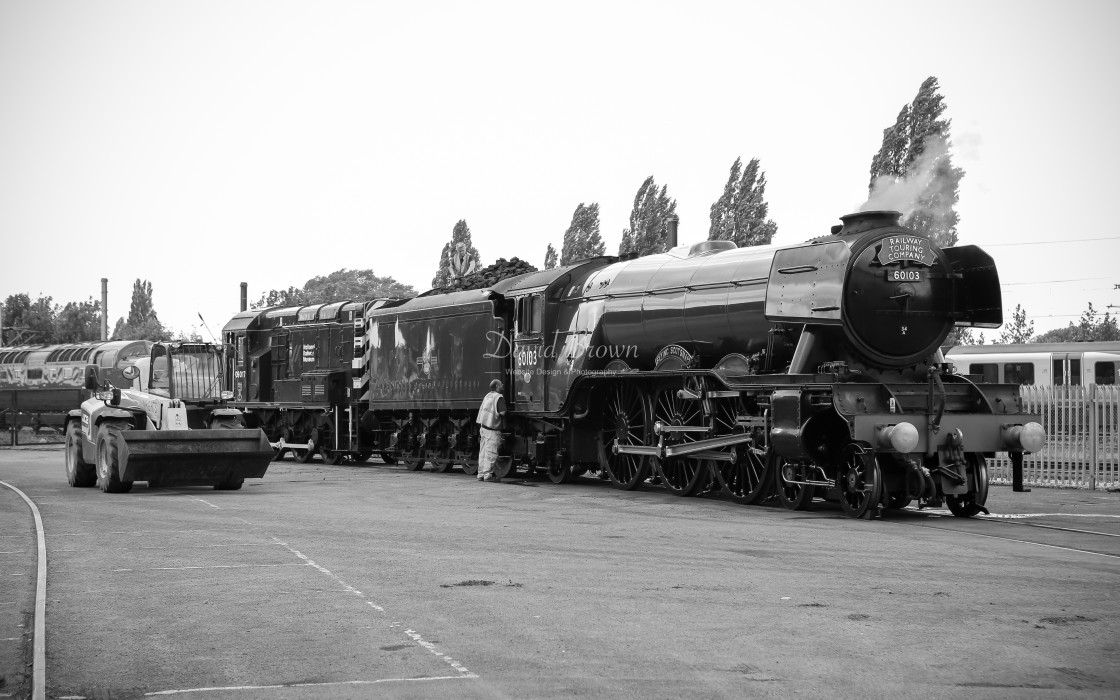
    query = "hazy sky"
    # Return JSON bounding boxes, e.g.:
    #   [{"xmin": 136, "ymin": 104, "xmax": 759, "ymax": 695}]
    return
[{"xmin": 2, "ymin": 0, "xmax": 1118, "ymax": 340}]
